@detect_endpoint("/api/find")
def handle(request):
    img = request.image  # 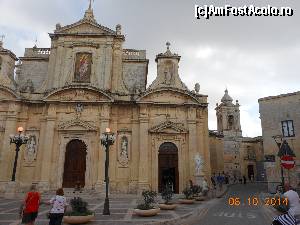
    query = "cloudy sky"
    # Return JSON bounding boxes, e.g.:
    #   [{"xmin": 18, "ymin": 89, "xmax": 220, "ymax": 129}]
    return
[{"xmin": 0, "ymin": 0, "xmax": 299, "ymax": 137}]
